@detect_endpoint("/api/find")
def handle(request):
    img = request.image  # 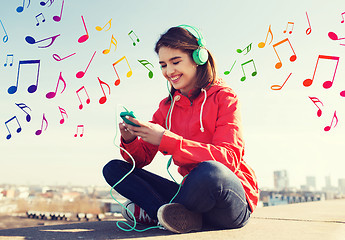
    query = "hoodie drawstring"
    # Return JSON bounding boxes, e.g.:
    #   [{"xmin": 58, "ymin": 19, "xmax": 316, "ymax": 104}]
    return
[{"xmin": 199, "ymin": 88, "xmax": 207, "ymax": 132}]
